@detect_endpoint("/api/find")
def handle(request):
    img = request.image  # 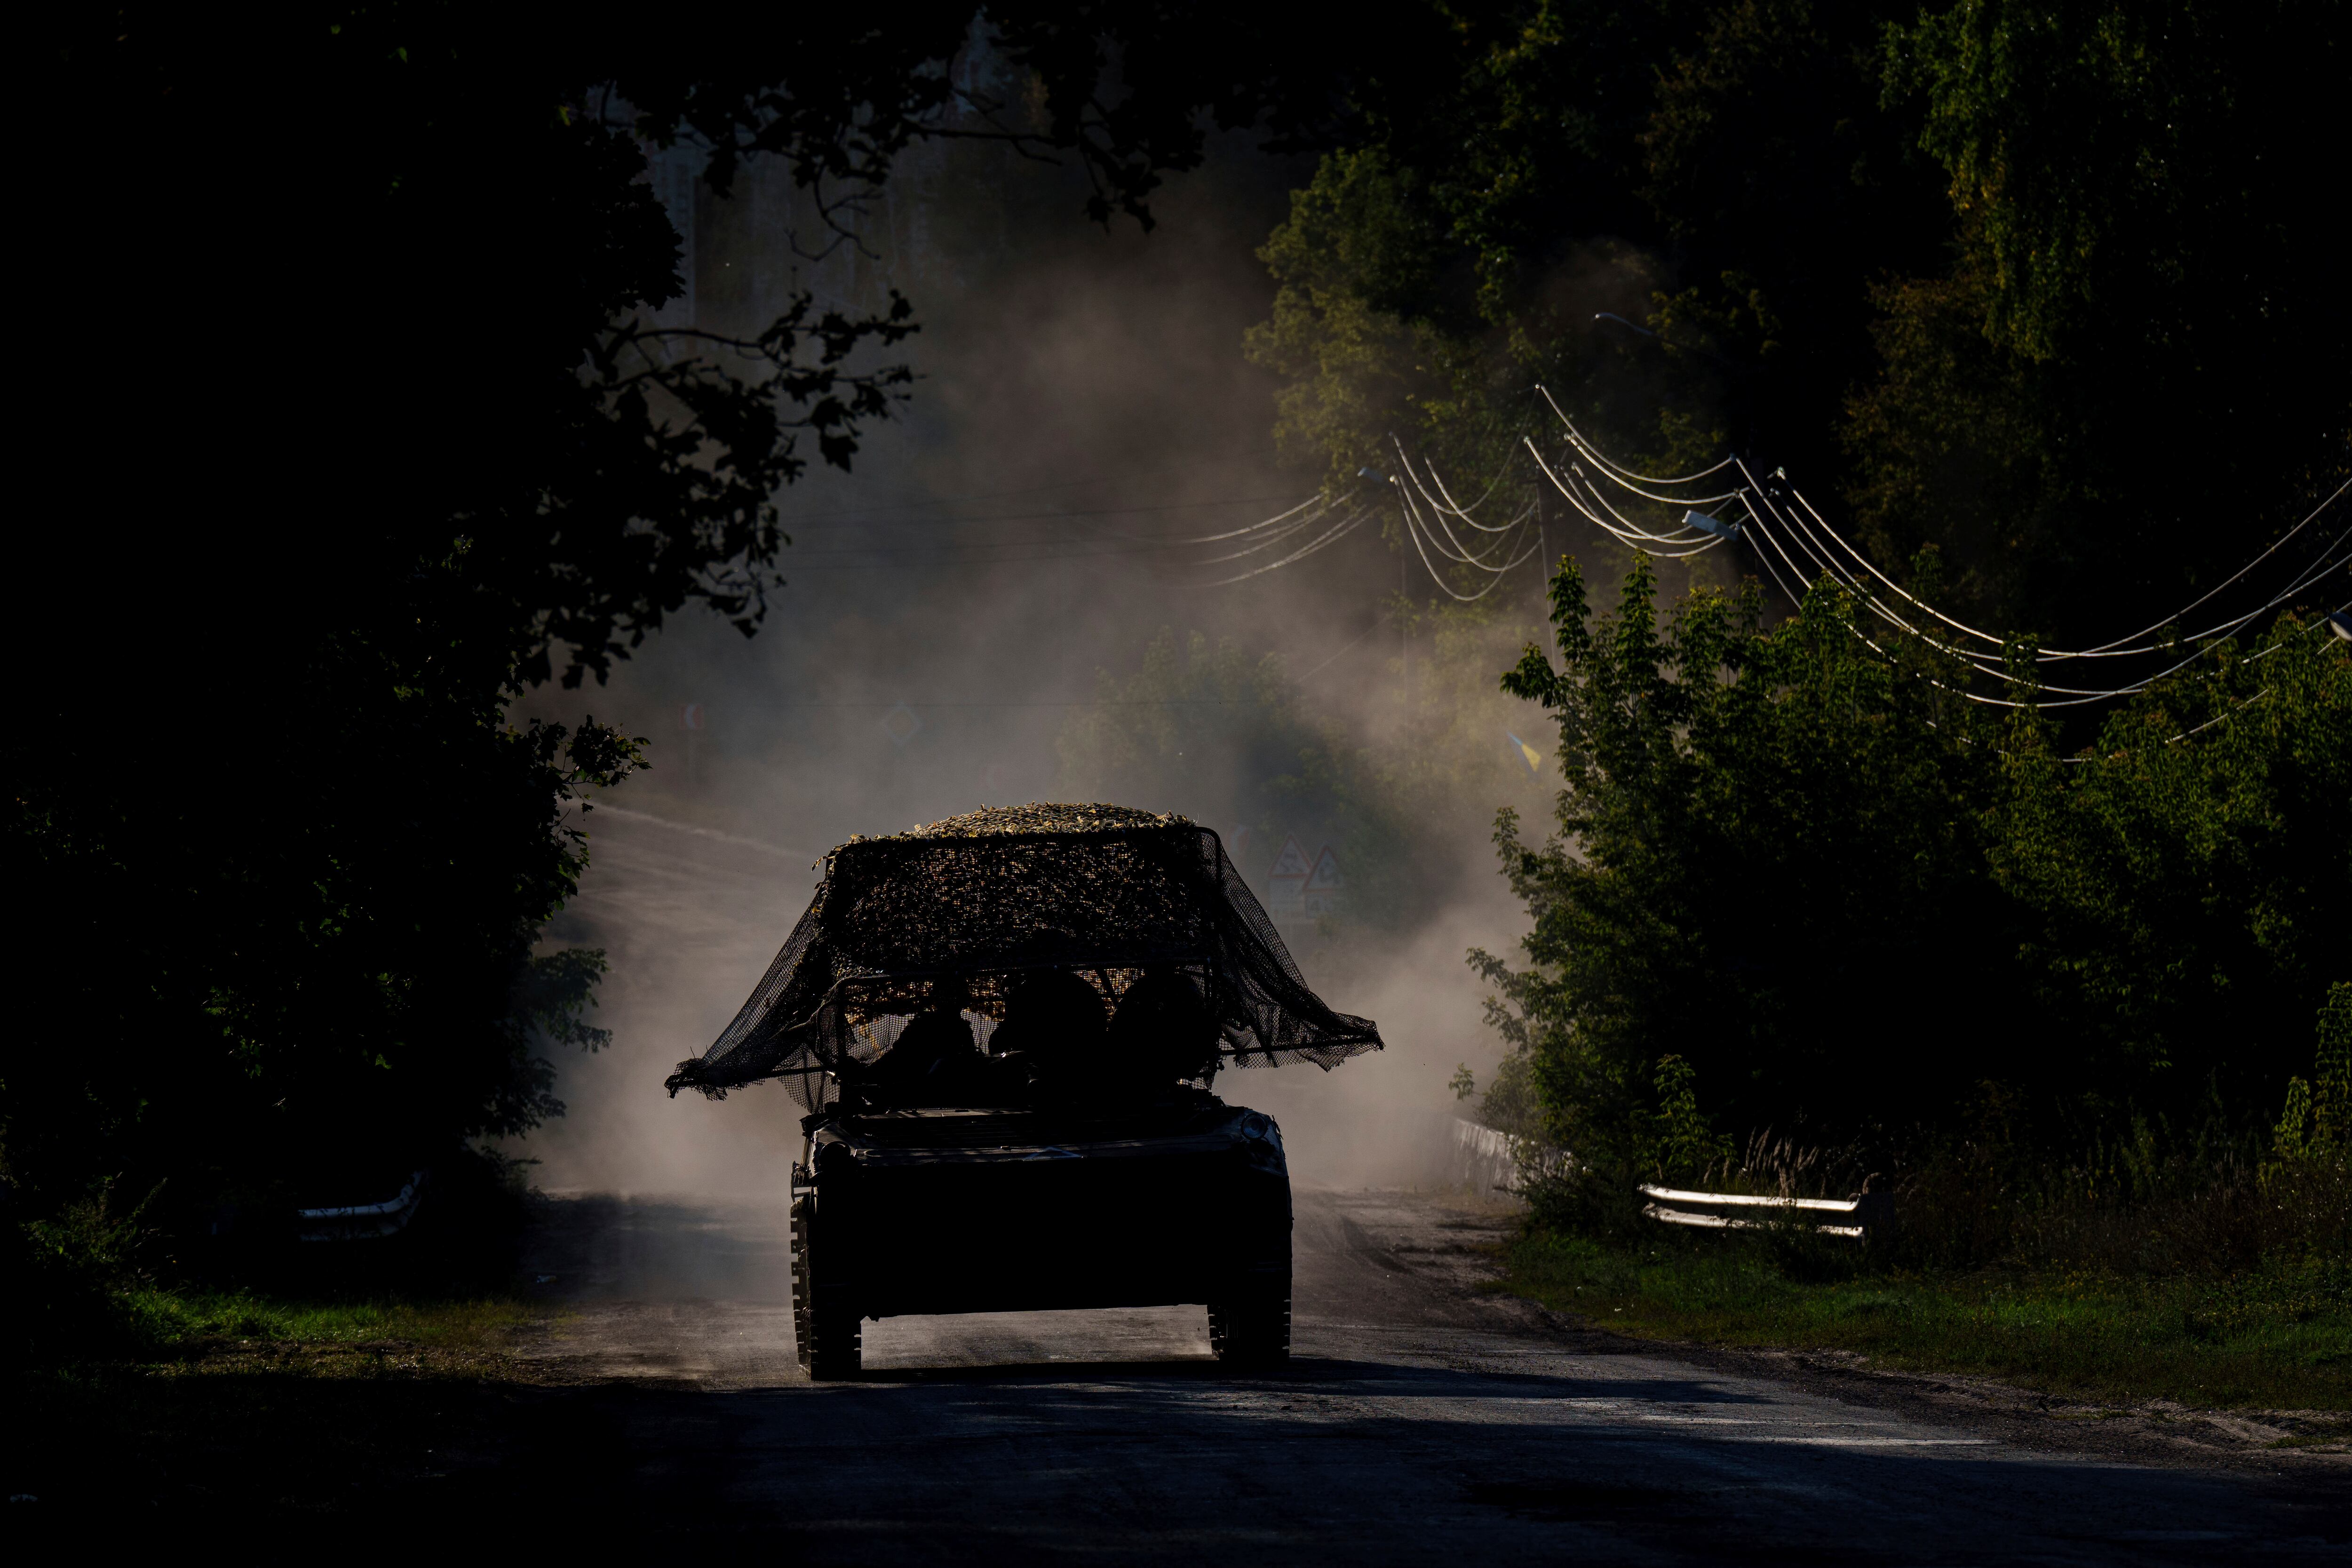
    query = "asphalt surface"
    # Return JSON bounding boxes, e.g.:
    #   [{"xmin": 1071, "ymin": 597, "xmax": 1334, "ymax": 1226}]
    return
[
  {"xmin": 512, "ymin": 1186, "xmax": 2346, "ymax": 1563},
  {"xmin": 500, "ymin": 804, "xmax": 2345, "ymax": 1560}
]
